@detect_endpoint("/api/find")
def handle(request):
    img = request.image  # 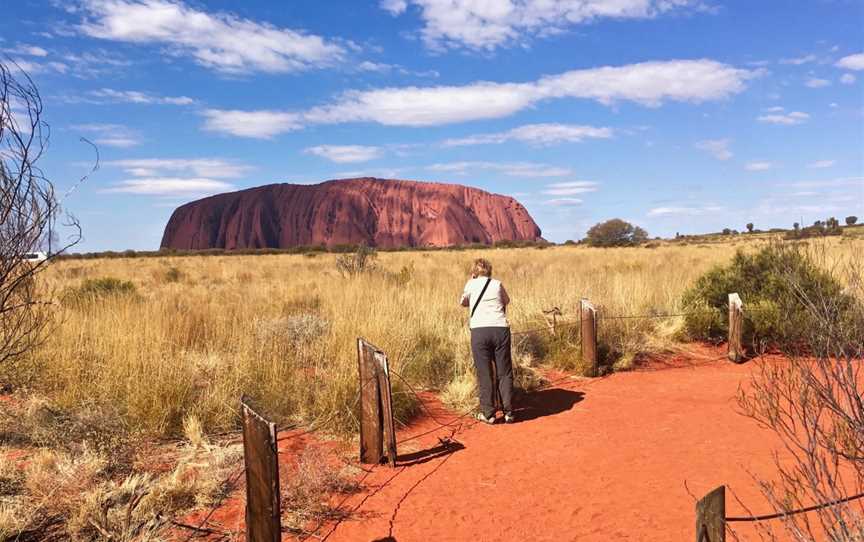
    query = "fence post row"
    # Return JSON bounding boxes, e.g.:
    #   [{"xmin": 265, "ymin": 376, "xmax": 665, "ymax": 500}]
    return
[
  {"xmin": 580, "ymin": 298, "xmax": 599, "ymax": 377},
  {"xmin": 696, "ymin": 485, "xmax": 726, "ymax": 542},
  {"xmin": 241, "ymin": 398, "xmax": 282, "ymax": 542},
  {"xmin": 357, "ymin": 338, "xmax": 398, "ymax": 467},
  {"xmin": 727, "ymin": 293, "xmax": 744, "ymax": 363}
]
